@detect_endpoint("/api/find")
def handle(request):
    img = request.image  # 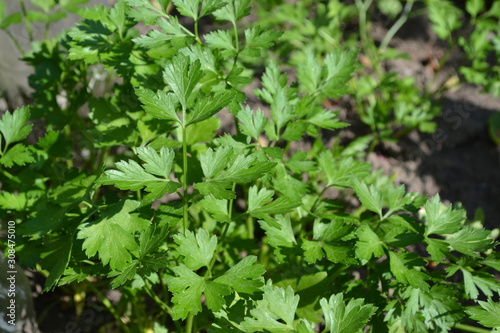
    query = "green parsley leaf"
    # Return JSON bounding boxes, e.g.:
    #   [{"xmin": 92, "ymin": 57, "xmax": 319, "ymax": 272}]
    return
[
  {"xmin": 205, "ymin": 30, "xmax": 237, "ymax": 58},
  {"xmin": 237, "ymin": 106, "xmax": 268, "ymax": 141},
  {"xmin": 169, "ymin": 264, "xmax": 231, "ymax": 320},
  {"xmin": 214, "ymin": 256, "xmax": 265, "ymax": 294},
  {"xmin": 213, "ymin": 0, "xmax": 251, "ymax": 25},
  {"xmin": 173, "ymin": 0, "xmax": 200, "ymax": 20},
  {"xmin": 163, "ymin": 54, "xmax": 203, "ymax": 110},
  {"xmin": 461, "ymin": 269, "xmax": 500, "ymax": 299},
  {"xmin": 135, "ymin": 146, "xmax": 176, "ymax": 178},
  {"xmin": 424, "ymin": 195, "xmax": 466, "ymax": 236},
  {"xmin": 447, "ymin": 226, "xmax": 495, "ymax": 257},
  {"xmin": 186, "ymin": 89, "xmax": 236, "ymax": 125},
  {"xmin": 133, "ymin": 17, "xmax": 194, "ymax": 48},
  {"xmin": 199, "ymin": 146, "xmax": 232, "ymax": 179},
  {"xmin": 136, "ymin": 89, "xmax": 180, "ymax": 124},
  {"xmin": 389, "ymin": 251, "xmax": 430, "ymax": 291},
  {"xmin": 97, "ymin": 146, "xmax": 180, "ymax": 201},
  {"xmin": 198, "ymin": 194, "xmax": 231, "ymax": 222},
  {"xmin": 318, "ymin": 152, "xmax": 370, "ymax": 188},
  {"xmin": 0, "ymin": 144, "xmax": 35, "ymax": 167},
  {"xmin": 0, "ymin": 106, "xmax": 33, "ymax": 148},
  {"xmin": 425, "ymin": 237, "xmax": 449, "ymax": 262},
  {"xmin": 258, "ymin": 215, "xmax": 297, "ymax": 261},
  {"xmin": 355, "ymin": 224, "xmax": 385, "ymax": 261},
  {"xmin": 466, "ymin": 299, "xmax": 500, "ymax": 329},
  {"xmin": 174, "ymin": 228, "xmax": 217, "ymax": 270},
  {"xmin": 242, "ymin": 285, "xmax": 299, "ymax": 332},
  {"xmin": 242, "ymin": 26, "xmax": 282, "ymax": 58},
  {"xmin": 402, "ymin": 285, "xmax": 462, "ymax": 332},
  {"xmin": 77, "ymin": 199, "xmax": 150, "ymax": 270},
  {"xmin": 247, "ymin": 185, "xmax": 299, "ymax": 218},
  {"xmin": 352, "ymin": 177, "xmax": 383, "ymax": 218},
  {"xmin": 320, "ymin": 293, "xmax": 377, "ymax": 333}
]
